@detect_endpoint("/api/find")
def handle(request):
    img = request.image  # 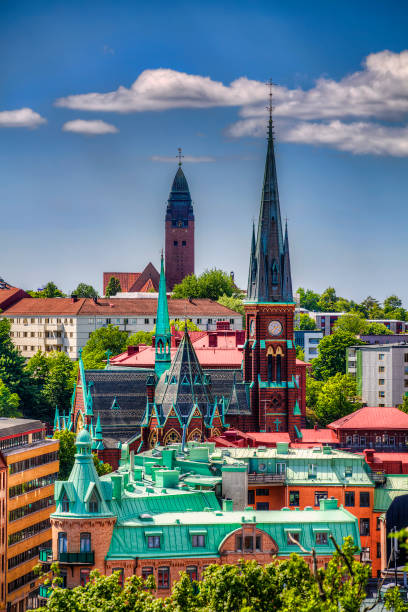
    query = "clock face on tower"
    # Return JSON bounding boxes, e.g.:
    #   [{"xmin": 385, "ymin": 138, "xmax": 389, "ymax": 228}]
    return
[
  {"xmin": 249, "ymin": 319, "xmax": 255, "ymax": 337},
  {"xmin": 268, "ymin": 320, "xmax": 283, "ymax": 336}
]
